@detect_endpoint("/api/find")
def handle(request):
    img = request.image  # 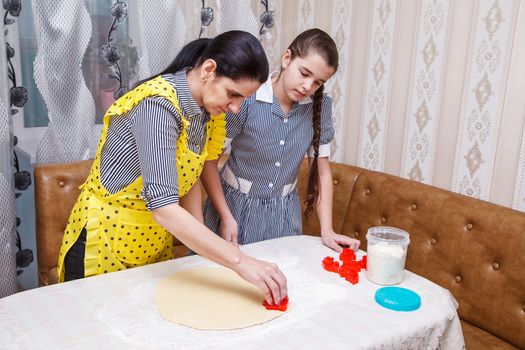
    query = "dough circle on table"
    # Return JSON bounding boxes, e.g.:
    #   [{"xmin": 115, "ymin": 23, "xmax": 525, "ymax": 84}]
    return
[{"xmin": 154, "ymin": 267, "xmax": 289, "ymax": 330}]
